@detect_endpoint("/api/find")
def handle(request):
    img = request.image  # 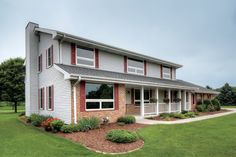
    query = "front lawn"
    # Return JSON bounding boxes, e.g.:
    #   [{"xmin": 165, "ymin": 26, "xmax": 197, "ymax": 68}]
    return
[
  {"xmin": 1, "ymin": 107, "xmax": 236, "ymax": 157},
  {"xmin": 222, "ymin": 106, "xmax": 236, "ymax": 108}
]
